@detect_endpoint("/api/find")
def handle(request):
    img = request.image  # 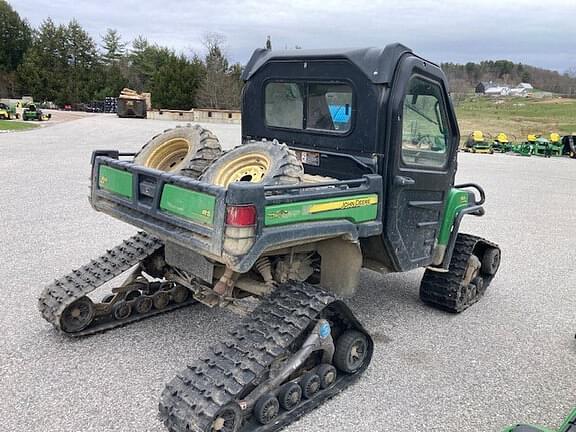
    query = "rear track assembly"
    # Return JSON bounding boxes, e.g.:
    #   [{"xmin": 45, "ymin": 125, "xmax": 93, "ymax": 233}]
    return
[
  {"xmin": 159, "ymin": 280, "xmax": 373, "ymax": 432},
  {"xmin": 38, "ymin": 232, "xmax": 196, "ymax": 336}
]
